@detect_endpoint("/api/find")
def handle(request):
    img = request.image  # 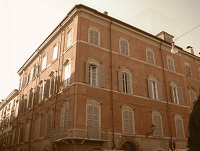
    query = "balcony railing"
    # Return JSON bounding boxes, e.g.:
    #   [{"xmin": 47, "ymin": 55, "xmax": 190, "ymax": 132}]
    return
[{"xmin": 51, "ymin": 125, "xmax": 109, "ymax": 142}]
